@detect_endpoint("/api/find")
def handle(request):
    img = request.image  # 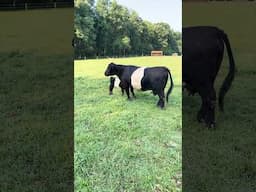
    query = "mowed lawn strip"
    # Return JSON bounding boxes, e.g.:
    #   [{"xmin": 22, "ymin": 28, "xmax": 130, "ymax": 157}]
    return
[{"xmin": 74, "ymin": 56, "xmax": 182, "ymax": 191}]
